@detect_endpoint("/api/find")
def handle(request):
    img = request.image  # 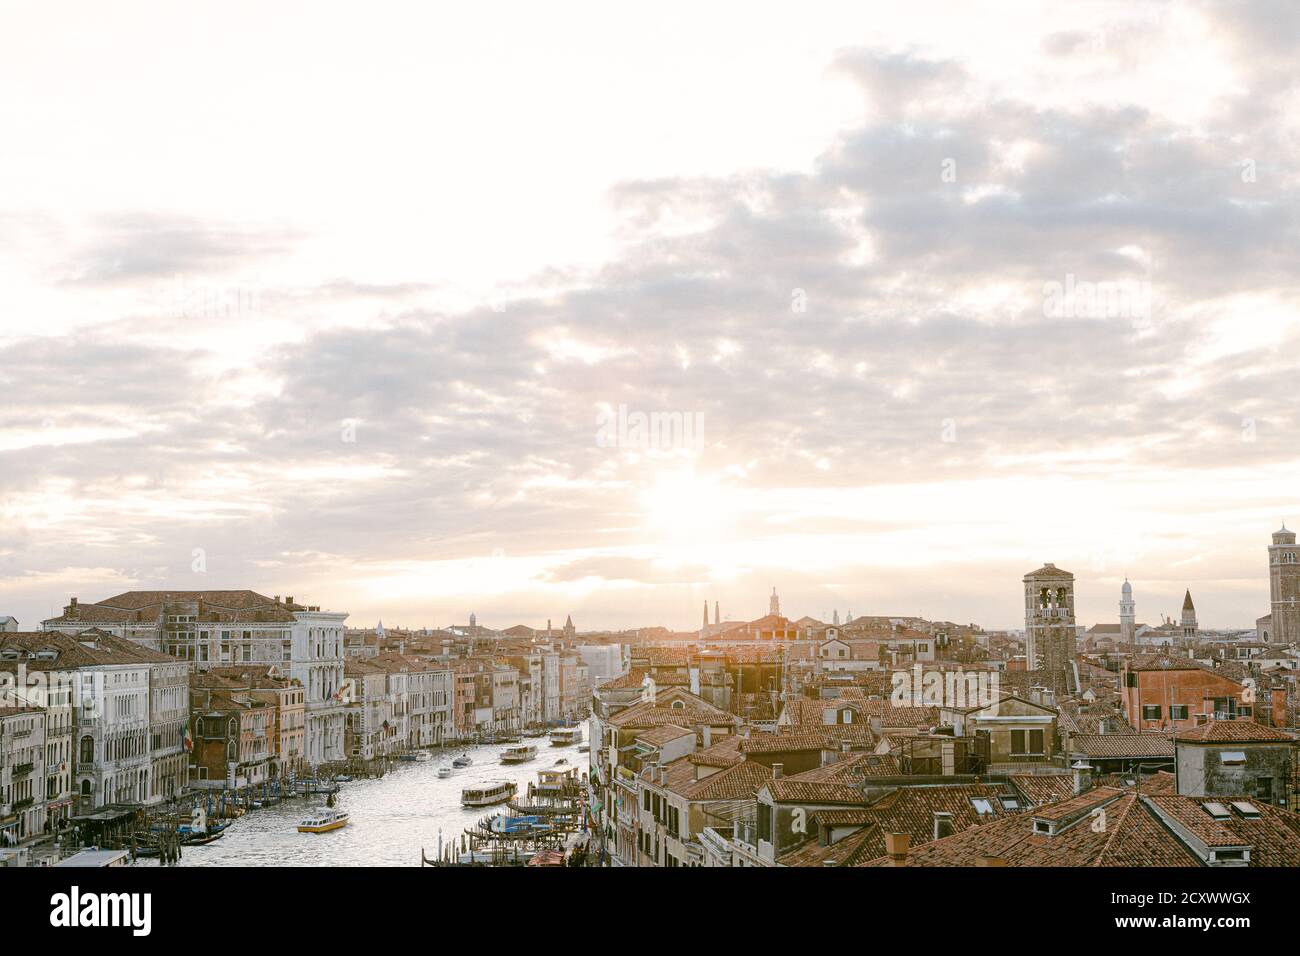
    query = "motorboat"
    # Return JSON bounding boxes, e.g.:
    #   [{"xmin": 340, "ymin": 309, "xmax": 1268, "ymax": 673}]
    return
[
  {"xmin": 437, "ymin": 765, "xmax": 454, "ymax": 779},
  {"xmin": 461, "ymin": 780, "xmax": 518, "ymax": 808},
  {"xmin": 501, "ymin": 744, "xmax": 538, "ymax": 764},
  {"xmin": 452, "ymin": 754, "xmax": 473, "ymax": 768},
  {"xmin": 297, "ymin": 809, "xmax": 350, "ymax": 833},
  {"xmin": 549, "ymin": 725, "xmax": 582, "ymax": 746}
]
